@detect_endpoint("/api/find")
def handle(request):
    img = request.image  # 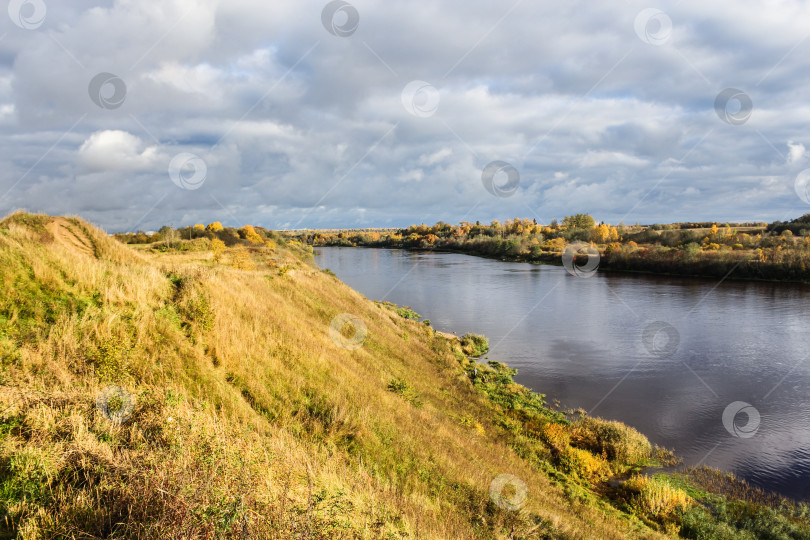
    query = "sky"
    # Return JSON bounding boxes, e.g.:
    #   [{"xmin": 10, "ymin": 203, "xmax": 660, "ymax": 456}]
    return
[{"xmin": 1, "ymin": 0, "xmax": 810, "ymax": 231}]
